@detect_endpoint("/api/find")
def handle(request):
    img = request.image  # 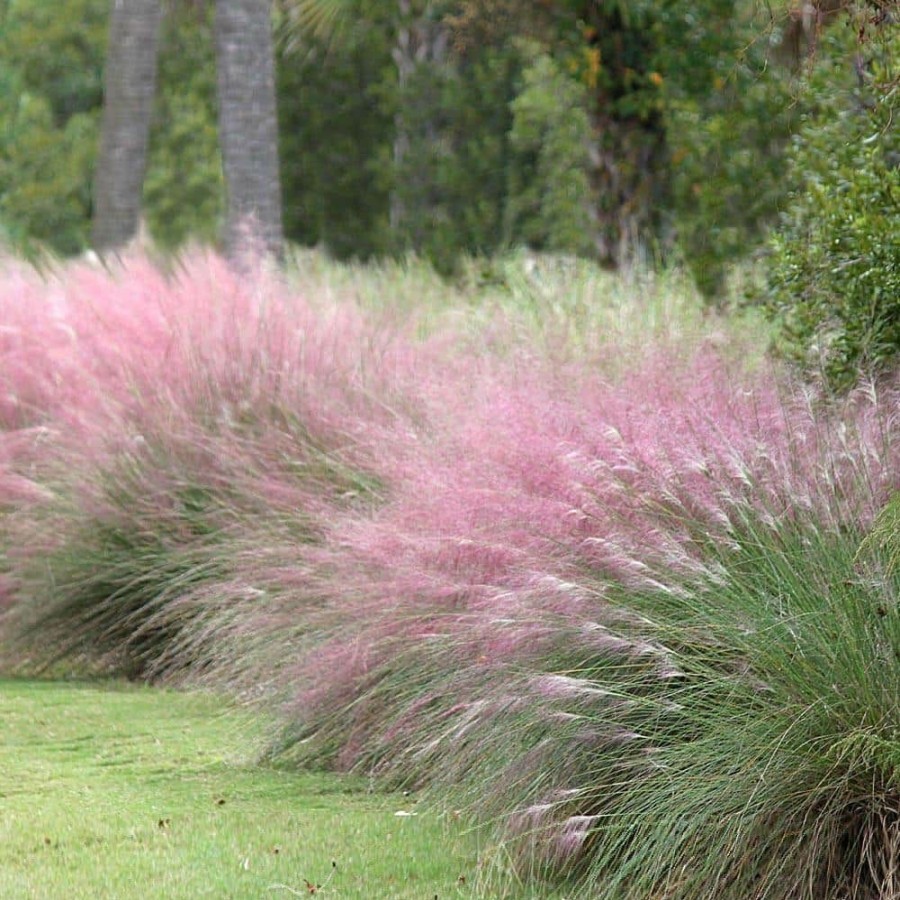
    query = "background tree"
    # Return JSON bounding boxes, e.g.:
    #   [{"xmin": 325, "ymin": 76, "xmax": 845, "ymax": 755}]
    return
[
  {"xmin": 3, "ymin": 0, "xmax": 895, "ymax": 333},
  {"xmin": 215, "ymin": 0, "xmax": 284, "ymax": 259},
  {"xmin": 504, "ymin": 49, "xmax": 595, "ymax": 256},
  {"xmin": 92, "ymin": 0, "xmax": 163, "ymax": 253},
  {"xmin": 277, "ymin": 6, "xmax": 394, "ymax": 259},
  {"xmin": 0, "ymin": 0, "xmax": 107, "ymax": 253},
  {"xmin": 90, "ymin": 0, "xmax": 281, "ymax": 258}
]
